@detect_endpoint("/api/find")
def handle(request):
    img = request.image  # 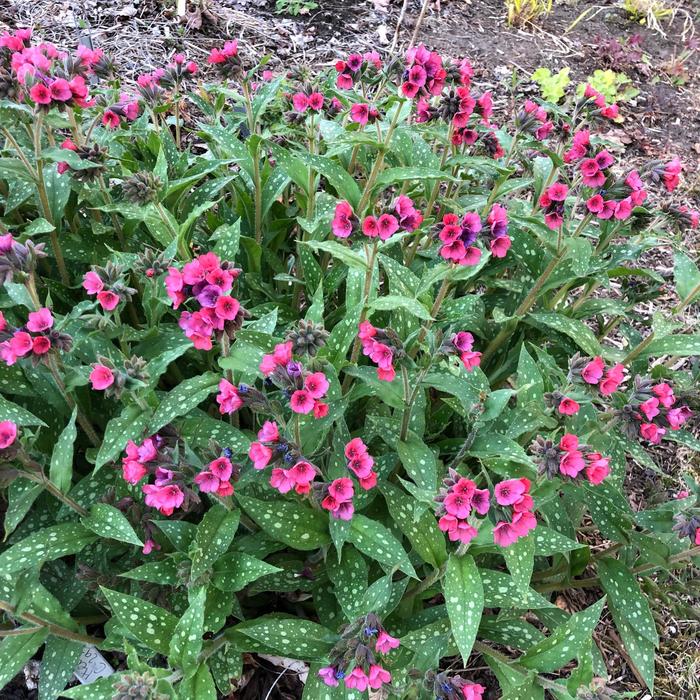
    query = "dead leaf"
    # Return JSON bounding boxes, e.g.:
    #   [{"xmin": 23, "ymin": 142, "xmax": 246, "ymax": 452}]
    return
[
  {"xmin": 258, "ymin": 655, "xmax": 309, "ymax": 683},
  {"xmin": 377, "ymin": 24, "xmax": 389, "ymax": 44}
]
